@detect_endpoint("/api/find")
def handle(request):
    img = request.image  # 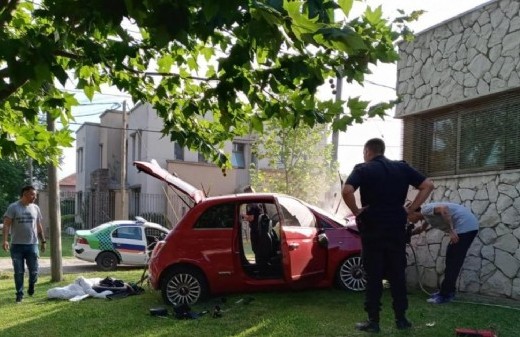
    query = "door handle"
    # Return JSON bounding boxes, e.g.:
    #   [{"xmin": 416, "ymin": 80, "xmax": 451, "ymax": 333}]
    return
[{"xmin": 288, "ymin": 243, "xmax": 299, "ymax": 250}]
